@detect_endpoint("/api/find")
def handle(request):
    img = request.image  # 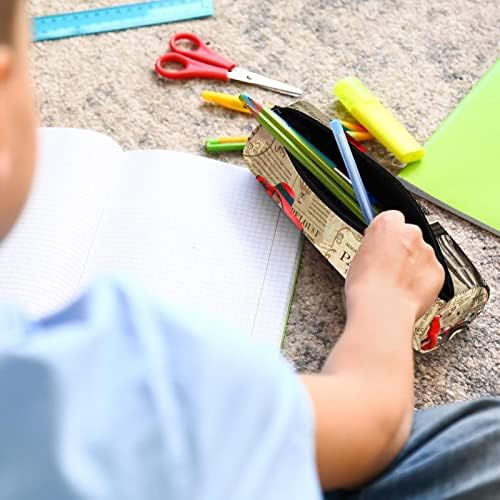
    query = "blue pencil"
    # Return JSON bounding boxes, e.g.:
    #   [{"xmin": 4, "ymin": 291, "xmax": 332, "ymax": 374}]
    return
[{"xmin": 330, "ymin": 119, "xmax": 374, "ymax": 224}]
